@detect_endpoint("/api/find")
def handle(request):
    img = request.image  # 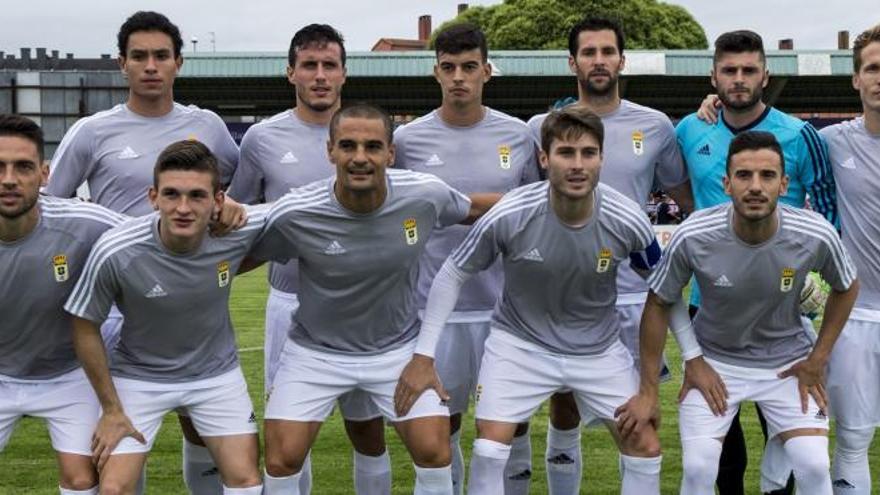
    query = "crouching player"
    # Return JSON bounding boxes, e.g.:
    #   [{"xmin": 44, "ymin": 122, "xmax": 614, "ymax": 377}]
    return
[
  {"xmin": 64, "ymin": 140, "xmax": 265, "ymax": 495},
  {"xmin": 397, "ymin": 106, "xmax": 694, "ymax": 494},
  {"xmin": 618, "ymin": 130, "xmax": 858, "ymax": 495}
]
